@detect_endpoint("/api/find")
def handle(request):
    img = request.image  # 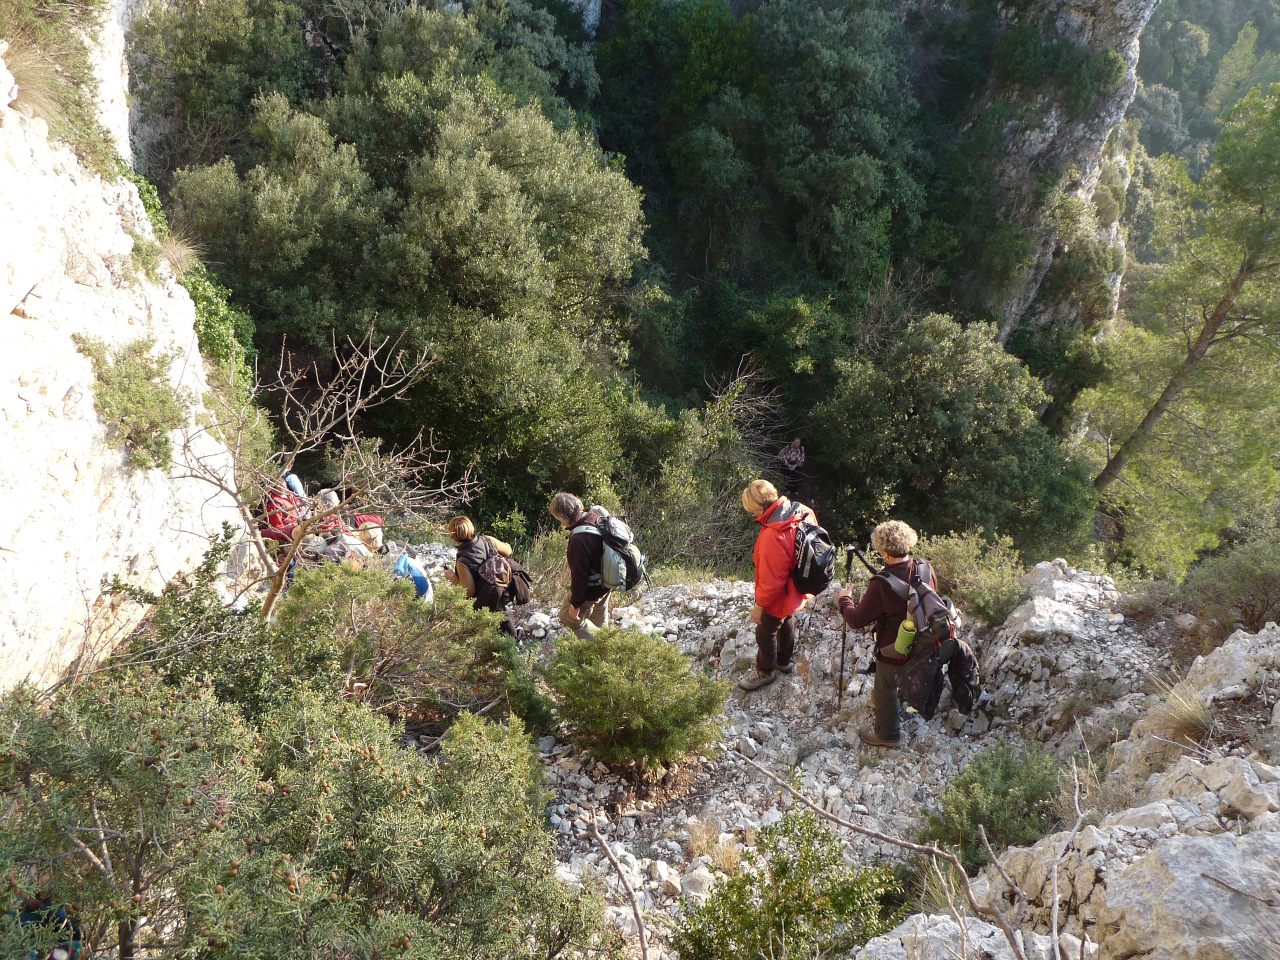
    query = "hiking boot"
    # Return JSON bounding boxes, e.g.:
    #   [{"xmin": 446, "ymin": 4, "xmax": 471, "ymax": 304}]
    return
[
  {"xmin": 775, "ymin": 661, "xmax": 795, "ymax": 674},
  {"xmin": 856, "ymin": 726, "xmax": 901, "ymax": 749},
  {"xmin": 737, "ymin": 669, "xmax": 777, "ymax": 692}
]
